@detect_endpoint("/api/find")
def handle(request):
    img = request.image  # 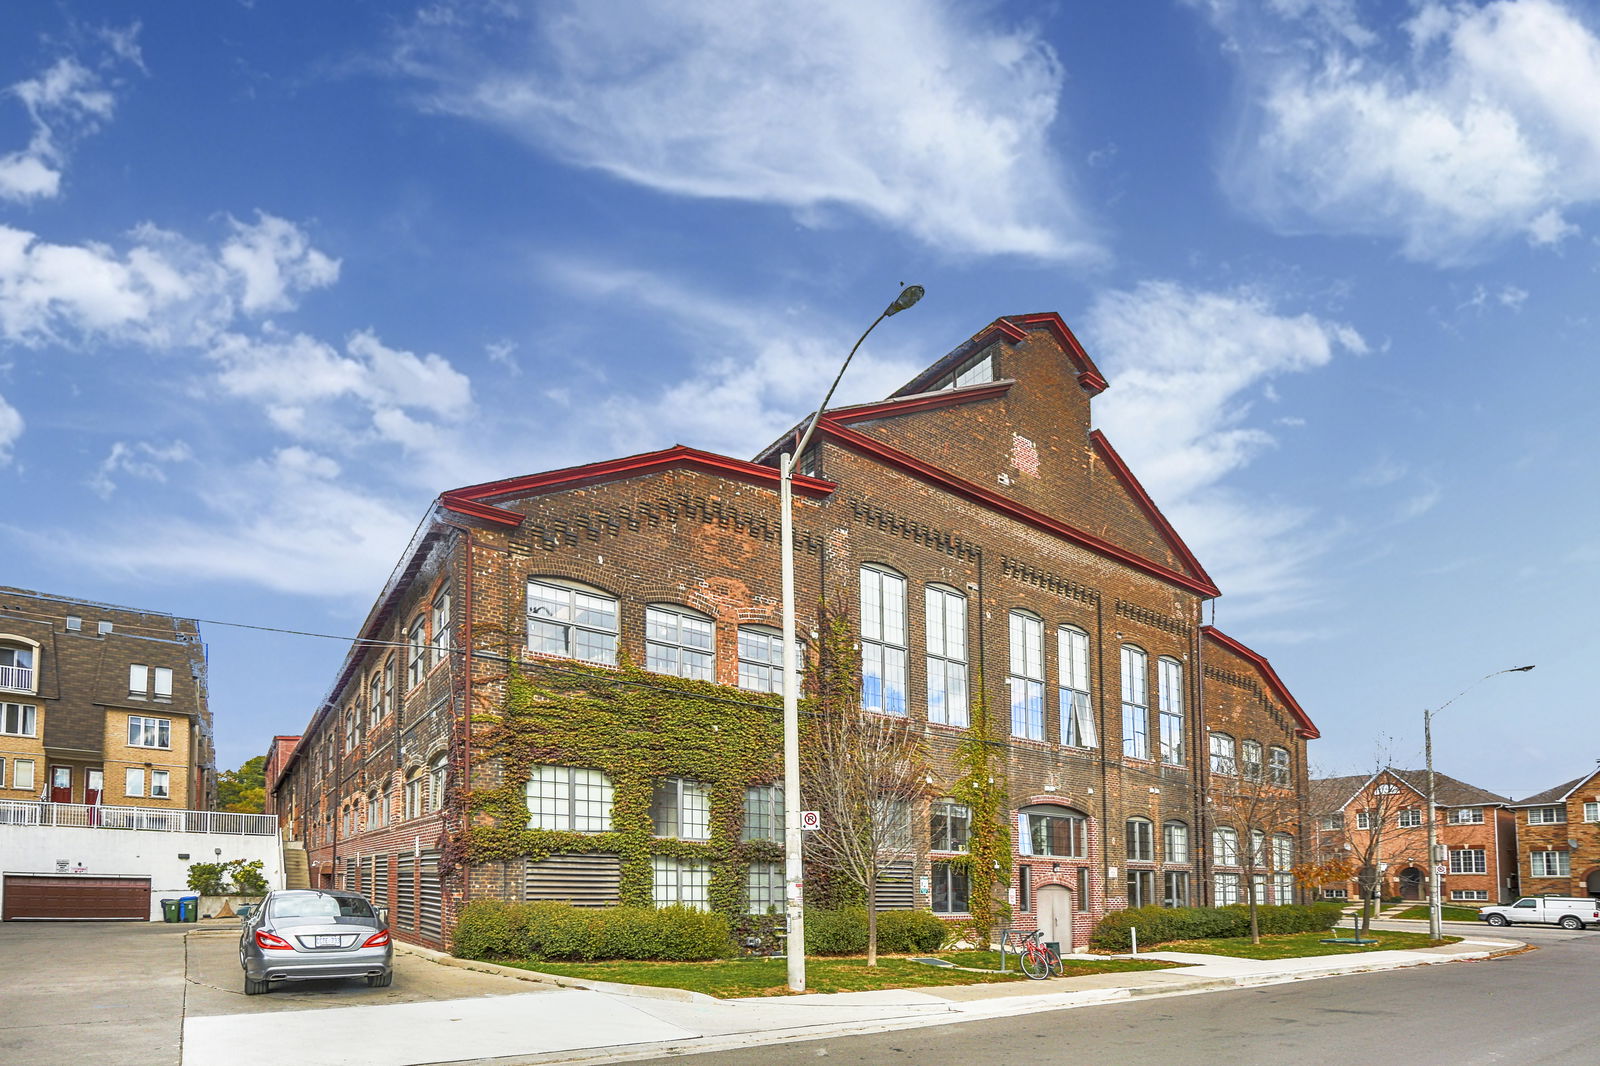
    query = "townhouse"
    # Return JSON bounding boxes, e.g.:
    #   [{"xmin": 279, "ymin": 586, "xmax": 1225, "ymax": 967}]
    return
[
  {"xmin": 271, "ymin": 312, "xmax": 1319, "ymax": 951},
  {"xmin": 1511, "ymin": 768, "xmax": 1600, "ymax": 898}
]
